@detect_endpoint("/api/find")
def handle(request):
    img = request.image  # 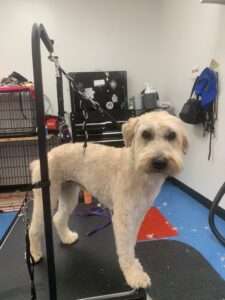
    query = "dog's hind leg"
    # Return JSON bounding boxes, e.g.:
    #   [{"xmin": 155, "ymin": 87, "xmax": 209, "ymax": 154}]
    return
[
  {"xmin": 53, "ymin": 181, "xmax": 79, "ymax": 245},
  {"xmin": 29, "ymin": 188, "xmax": 44, "ymax": 263},
  {"xmin": 29, "ymin": 182, "xmax": 60, "ymax": 263}
]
